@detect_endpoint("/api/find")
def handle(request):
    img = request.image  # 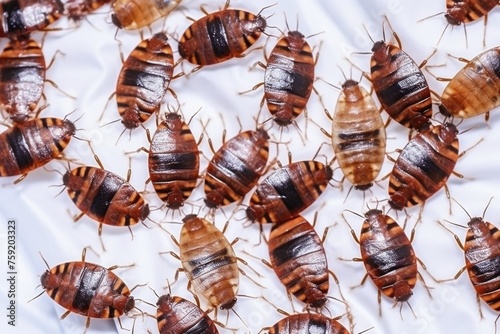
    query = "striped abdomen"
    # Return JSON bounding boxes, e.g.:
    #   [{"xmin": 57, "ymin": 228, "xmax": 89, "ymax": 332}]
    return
[
  {"xmin": 268, "ymin": 216, "xmax": 329, "ymax": 308},
  {"xmin": 149, "ymin": 113, "xmax": 200, "ymax": 209},
  {"xmin": 361, "ymin": 209, "xmax": 417, "ymax": 302},
  {"xmin": 445, "ymin": 0, "xmax": 498, "ymax": 25},
  {"xmin": 464, "ymin": 219, "xmax": 500, "ymax": 311},
  {"xmin": 371, "ymin": 42, "xmax": 432, "ymax": 130},
  {"xmin": 112, "ymin": 0, "xmax": 181, "ymax": 29},
  {"xmin": 204, "ymin": 128, "xmax": 269, "ymax": 208},
  {"xmin": 41, "ymin": 261, "xmax": 134, "ymax": 318},
  {"xmin": 178, "ymin": 9, "xmax": 266, "ymax": 66},
  {"xmin": 179, "ymin": 215, "xmax": 239, "ymax": 309},
  {"xmin": 0, "ymin": 117, "xmax": 75, "ymax": 177},
  {"xmin": 388, "ymin": 122, "xmax": 459, "ymax": 210},
  {"xmin": 116, "ymin": 32, "xmax": 174, "ymax": 129},
  {"xmin": 0, "ymin": 38, "xmax": 46, "ymax": 124},
  {"xmin": 264, "ymin": 31, "xmax": 315, "ymax": 126},
  {"xmin": 246, "ymin": 161, "xmax": 333, "ymax": 224},
  {"xmin": 156, "ymin": 295, "xmax": 219, "ymax": 334},
  {"xmin": 439, "ymin": 46, "xmax": 500, "ymax": 118},
  {"xmin": 268, "ymin": 313, "xmax": 349, "ymax": 334},
  {"xmin": 332, "ymin": 80, "xmax": 386, "ymax": 190},
  {"xmin": 63, "ymin": 167, "xmax": 150, "ymax": 227}
]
